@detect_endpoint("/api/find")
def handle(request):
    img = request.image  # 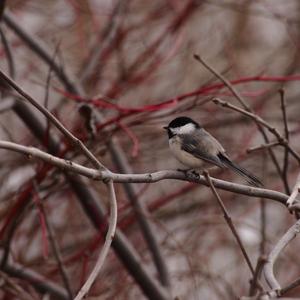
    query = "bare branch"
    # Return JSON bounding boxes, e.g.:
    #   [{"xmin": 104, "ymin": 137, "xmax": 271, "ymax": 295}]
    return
[
  {"xmin": 247, "ymin": 142, "xmax": 281, "ymax": 153},
  {"xmin": 0, "ymin": 69, "xmax": 106, "ymax": 170},
  {"xmin": 3, "ymin": 11, "xmax": 82, "ymax": 95},
  {"xmin": 280, "ymin": 89, "xmax": 290, "ymax": 194},
  {"xmin": 264, "ymin": 219, "xmax": 300, "ymax": 293},
  {"xmin": 213, "ymin": 98, "xmax": 300, "ymax": 164},
  {"xmin": 33, "ymin": 183, "xmax": 73, "ymax": 299},
  {"xmin": 0, "ymin": 28, "xmax": 15, "ymax": 79},
  {"xmin": 249, "ymin": 256, "xmax": 267, "ymax": 296},
  {"xmin": 74, "ymin": 180, "xmax": 117, "ymax": 300},
  {"xmin": 203, "ymin": 170, "xmax": 256, "ymax": 276},
  {"xmin": 0, "ymin": 140, "xmax": 289, "ymax": 205},
  {"xmin": 0, "ymin": 270, "xmax": 33, "ymax": 300},
  {"xmin": 193, "ymin": 54, "xmax": 248, "ymax": 108},
  {"xmin": 3, "ymin": 262, "xmax": 69, "ymax": 300},
  {"xmin": 281, "ymin": 275, "xmax": 300, "ymax": 296},
  {"xmin": 286, "ymin": 172, "xmax": 300, "ymax": 207}
]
